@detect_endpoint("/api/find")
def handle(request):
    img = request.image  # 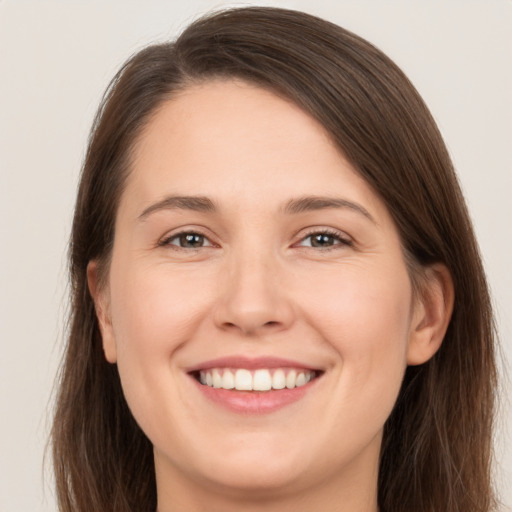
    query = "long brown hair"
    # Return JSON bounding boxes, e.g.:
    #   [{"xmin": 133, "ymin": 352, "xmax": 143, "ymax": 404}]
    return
[{"xmin": 51, "ymin": 7, "xmax": 498, "ymax": 511}]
